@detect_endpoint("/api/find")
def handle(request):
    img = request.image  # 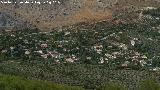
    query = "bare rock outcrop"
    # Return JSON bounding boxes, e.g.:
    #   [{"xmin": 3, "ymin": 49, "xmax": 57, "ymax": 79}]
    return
[{"xmin": 0, "ymin": 0, "xmax": 160, "ymax": 31}]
